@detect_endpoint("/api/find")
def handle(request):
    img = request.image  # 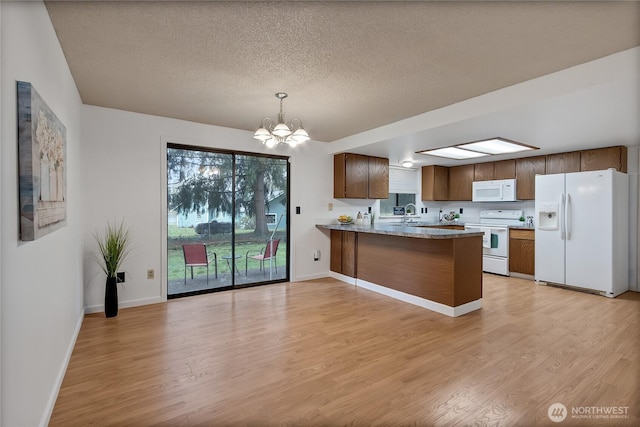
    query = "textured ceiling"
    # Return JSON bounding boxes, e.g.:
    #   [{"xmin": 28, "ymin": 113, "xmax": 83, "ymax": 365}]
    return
[{"xmin": 45, "ymin": 1, "xmax": 640, "ymax": 143}]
